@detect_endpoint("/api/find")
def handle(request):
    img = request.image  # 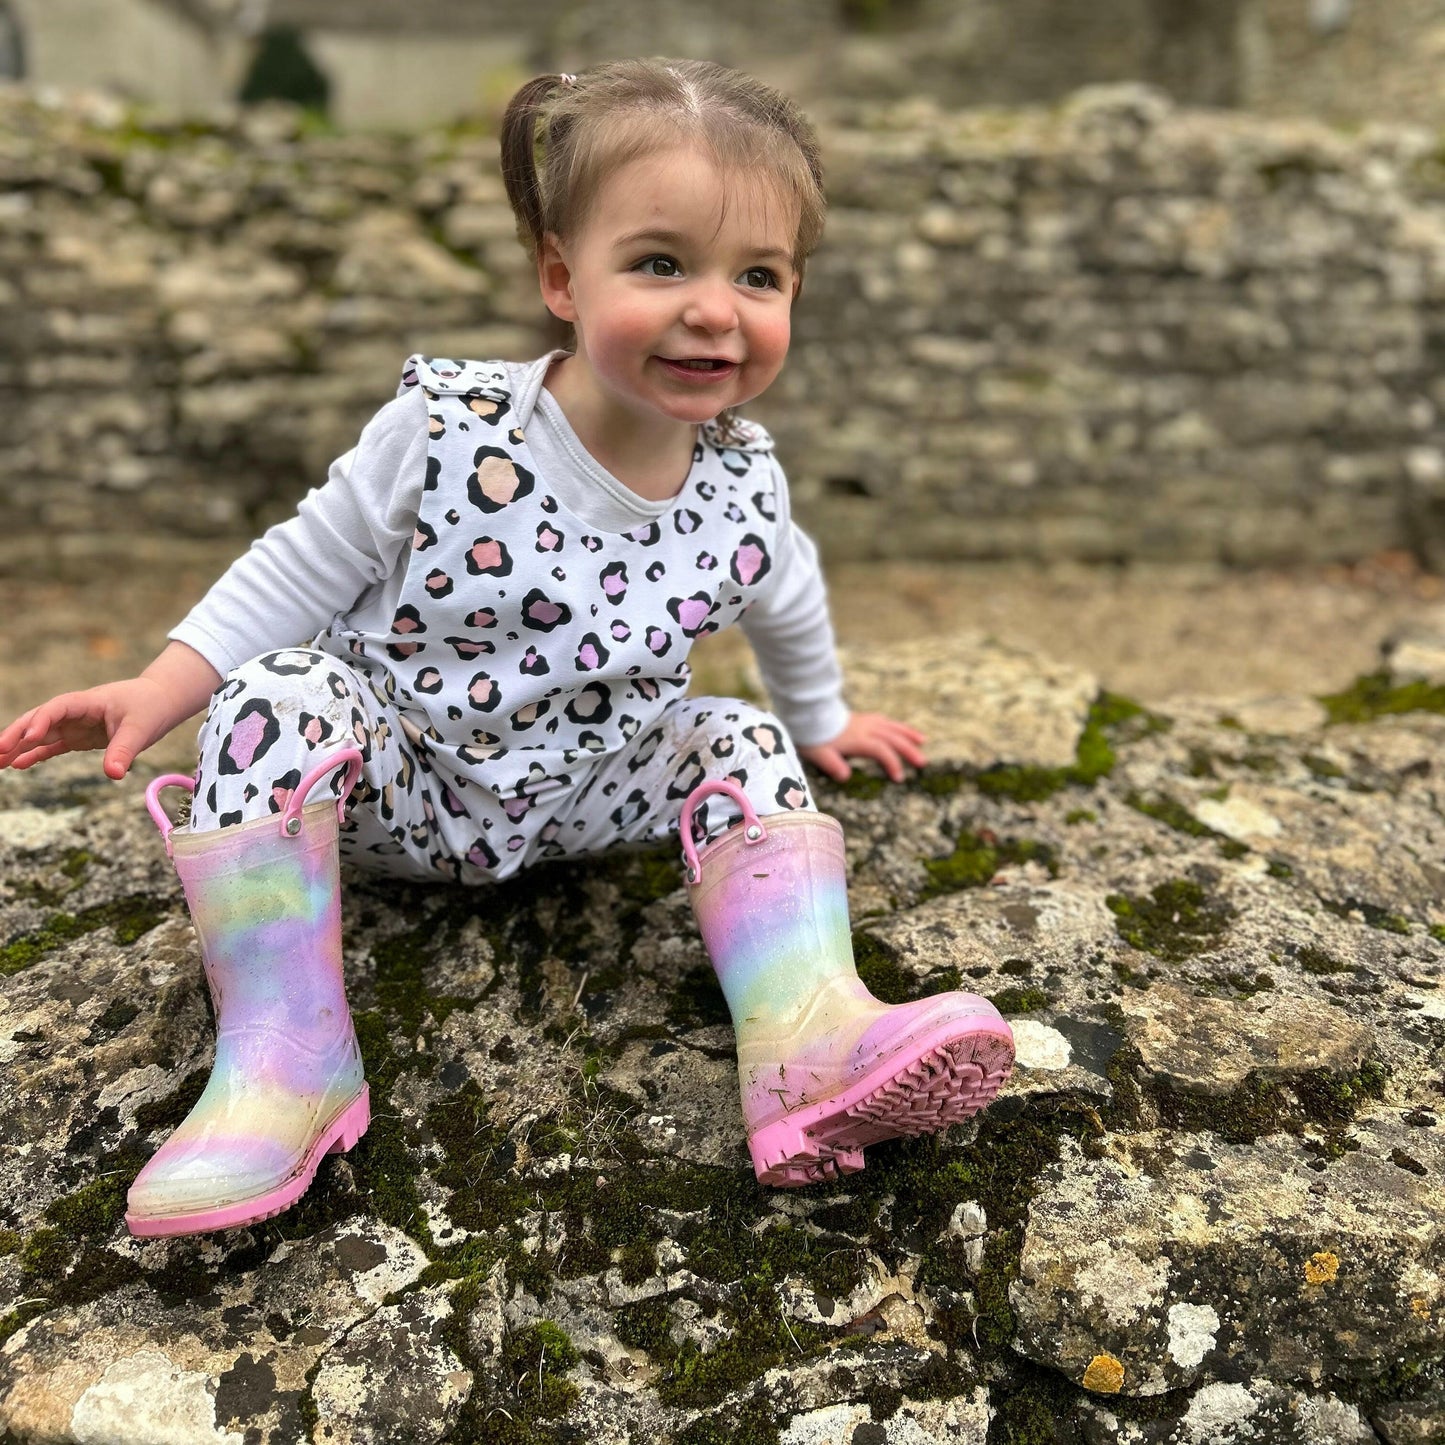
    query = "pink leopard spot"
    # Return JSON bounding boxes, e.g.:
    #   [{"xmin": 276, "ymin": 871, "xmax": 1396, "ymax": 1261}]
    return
[
  {"xmin": 529, "ymin": 599, "xmax": 563, "ymax": 626},
  {"xmin": 476, "ymin": 456, "xmax": 521, "ymax": 506},
  {"xmin": 579, "ymin": 643, "xmax": 599, "ymax": 668},
  {"xmin": 470, "ymin": 678, "xmax": 494, "ymax": 706},
  {"xmin": 677, "ymin": 598, "xmax": 710, "ymax": 631},
  {"xmin": 733, "ymin": 543, "xmax": 764, "ymax": 585},
  {"xmin": 224, "ymin": 711, "xmax": 268, "ymax": 771},
  {"xmin": 470, "ymin": 540, "xmax": 503, "ymax": 571}
]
